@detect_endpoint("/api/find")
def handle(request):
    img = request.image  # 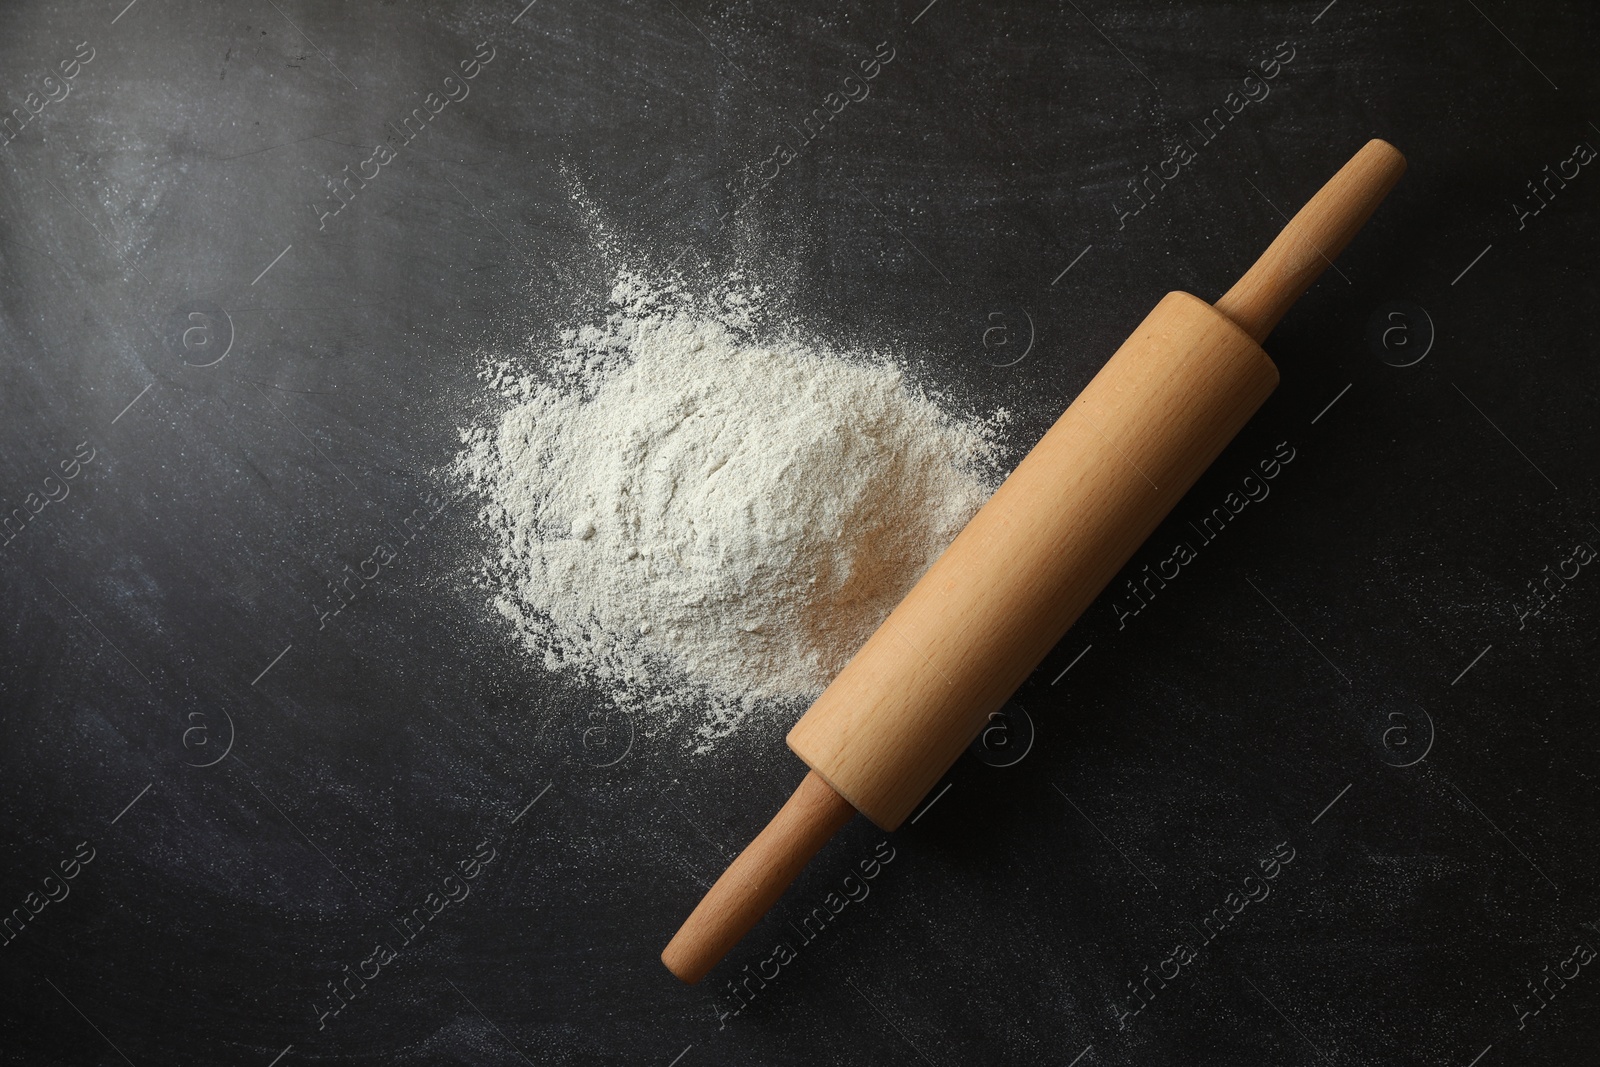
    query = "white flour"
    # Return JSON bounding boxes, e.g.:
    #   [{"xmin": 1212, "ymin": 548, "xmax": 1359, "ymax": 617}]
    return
[{"xmin": 457, "ymin": 272, "xmax": 1005, "ymax": 749}]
